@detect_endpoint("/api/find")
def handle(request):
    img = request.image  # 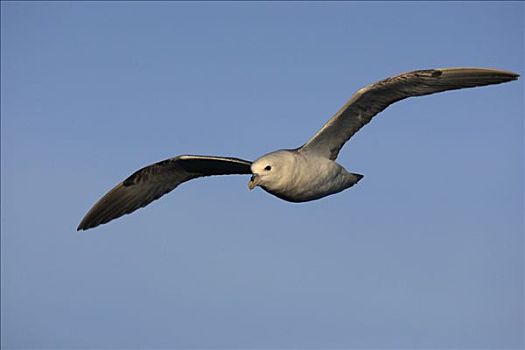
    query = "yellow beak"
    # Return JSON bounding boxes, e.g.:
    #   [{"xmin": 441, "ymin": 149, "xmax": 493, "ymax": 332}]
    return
[{"xmin": 248, "ymin": 174, "xmax": 259, "ymax": 190}]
